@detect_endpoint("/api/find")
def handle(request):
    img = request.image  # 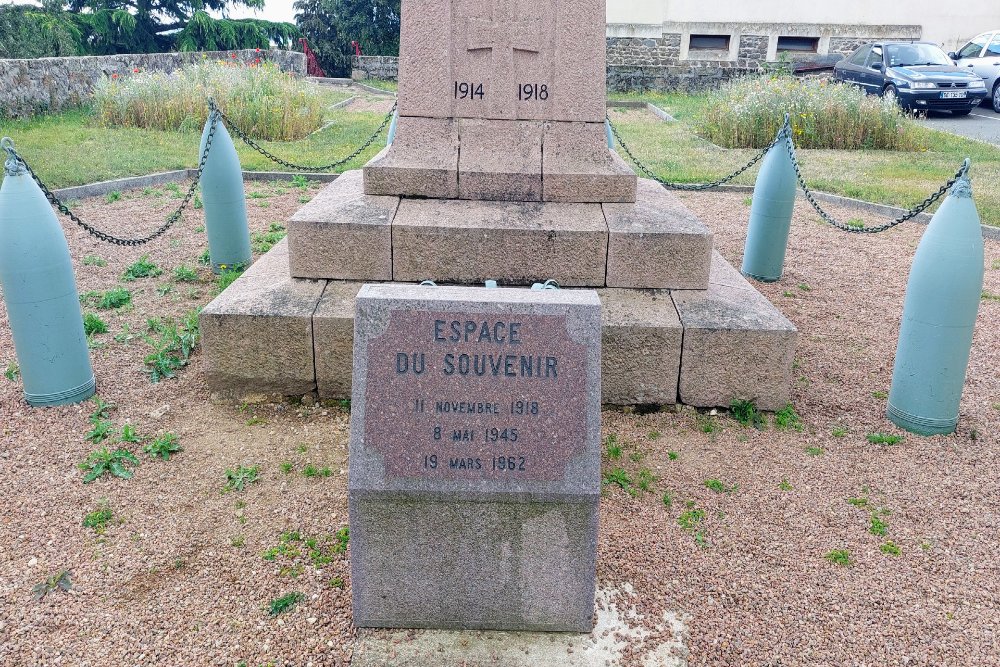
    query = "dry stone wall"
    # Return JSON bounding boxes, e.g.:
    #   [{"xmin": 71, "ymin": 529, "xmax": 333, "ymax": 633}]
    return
[
  {"xmin": 351, "ymin": 56, "xmax": 398, "ymax": 80},
  {"xmin": 0, "ymin": 49, "xmax": 305, "ymax": 118}
]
